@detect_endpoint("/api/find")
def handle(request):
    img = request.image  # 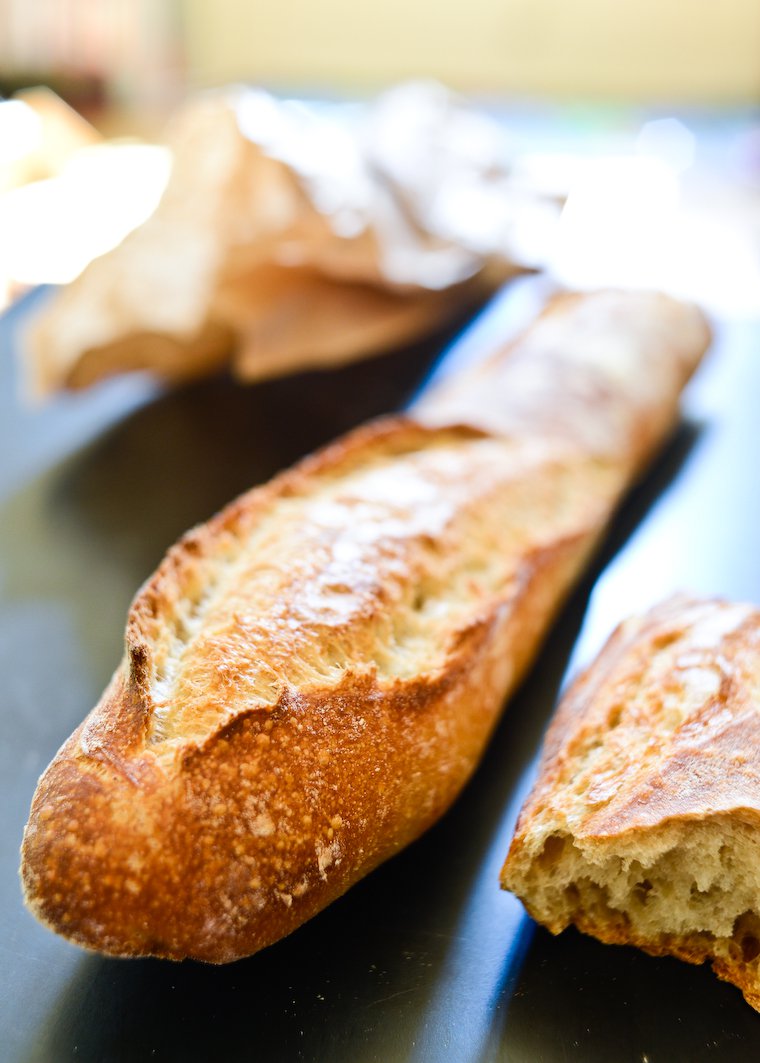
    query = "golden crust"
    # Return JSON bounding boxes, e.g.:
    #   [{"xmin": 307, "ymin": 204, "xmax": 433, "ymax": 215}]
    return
[
  {"xmin": 502, "ymin": 596, "xmax": 760, "ymax": 1012},
  {"xmin": 21, "ymin": 290, "xmax": 709, "ymax": 961},
  {"xmin": 509, "ymin": 597, "xmax": 760, "ymax": 839}
]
